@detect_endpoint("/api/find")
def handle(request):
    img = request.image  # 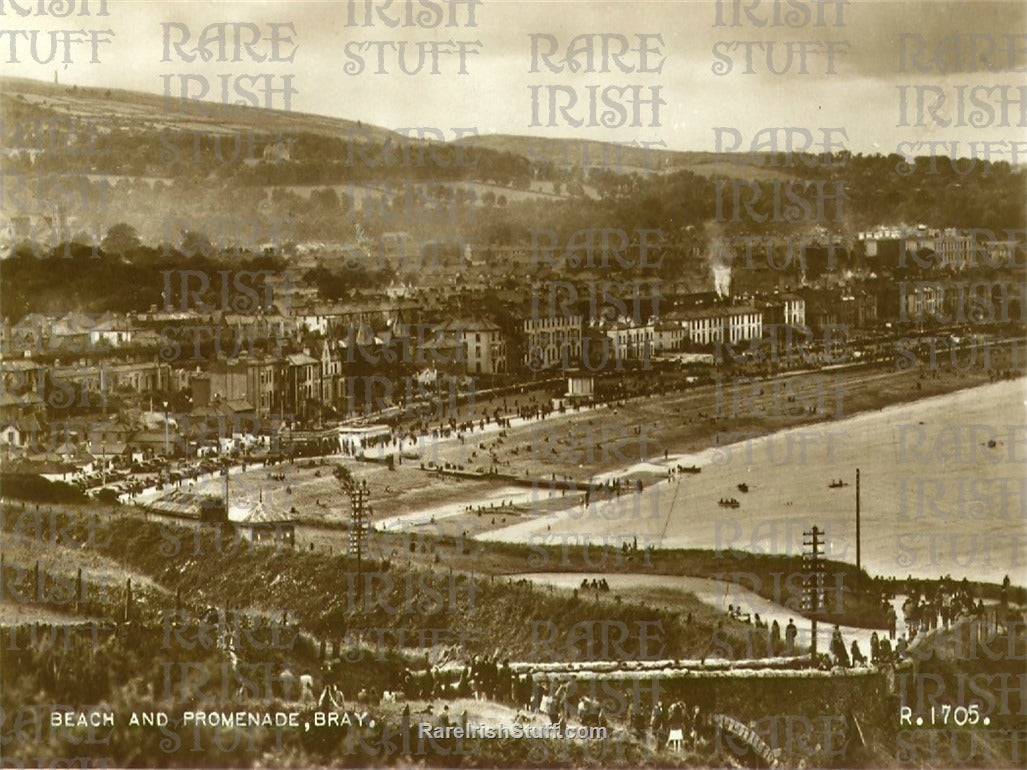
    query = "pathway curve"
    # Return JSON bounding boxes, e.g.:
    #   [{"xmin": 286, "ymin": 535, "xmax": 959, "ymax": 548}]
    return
[{"xmin": 508, "ymin": 572, "xmax": 906, "ymax": 662}]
